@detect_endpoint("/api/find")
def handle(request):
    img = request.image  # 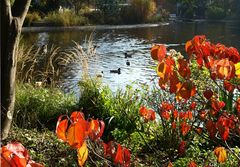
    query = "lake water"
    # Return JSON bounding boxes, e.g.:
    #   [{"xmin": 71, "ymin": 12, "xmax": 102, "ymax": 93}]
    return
[{"xmin": 22, "ymin": 20, "xmax": 240, "ymax": 93}]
